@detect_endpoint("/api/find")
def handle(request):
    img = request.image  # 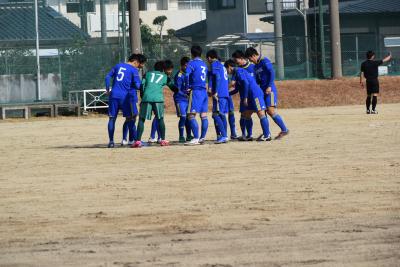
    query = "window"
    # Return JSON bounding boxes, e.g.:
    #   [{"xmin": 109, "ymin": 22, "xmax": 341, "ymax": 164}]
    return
[
  {"xmin": 265, "ymin": 0, "xmax": 303, "ymax": 13},
  {"xmin": 208, "ymin": 0, "xmax": 236, "ymax": 10},
  {"xmin": 145, "ymin": 0, "xmax": 168, "ymax": 11},
  {"xmin": 247, "ymin": 0, "xmax": 267, "ymax": 15},
  {"xmin": 177, "ymin": 0, "xmax": 206, "ymax": 10}
]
